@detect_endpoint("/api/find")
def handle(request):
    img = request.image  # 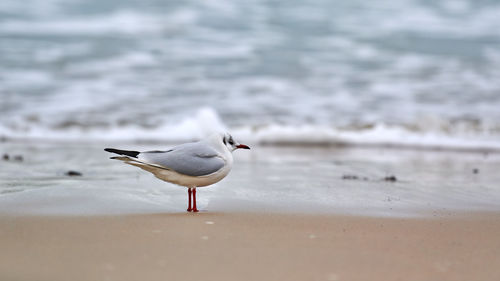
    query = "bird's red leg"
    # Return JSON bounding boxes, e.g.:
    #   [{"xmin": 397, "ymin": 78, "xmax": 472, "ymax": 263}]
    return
[
  {"xmin": 192, "ymin": 188, "xmax": 199, "ymax": 212},
  {"xmin": 187, "ymin": 188, "xmax": 192, "ymax": 212}
]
